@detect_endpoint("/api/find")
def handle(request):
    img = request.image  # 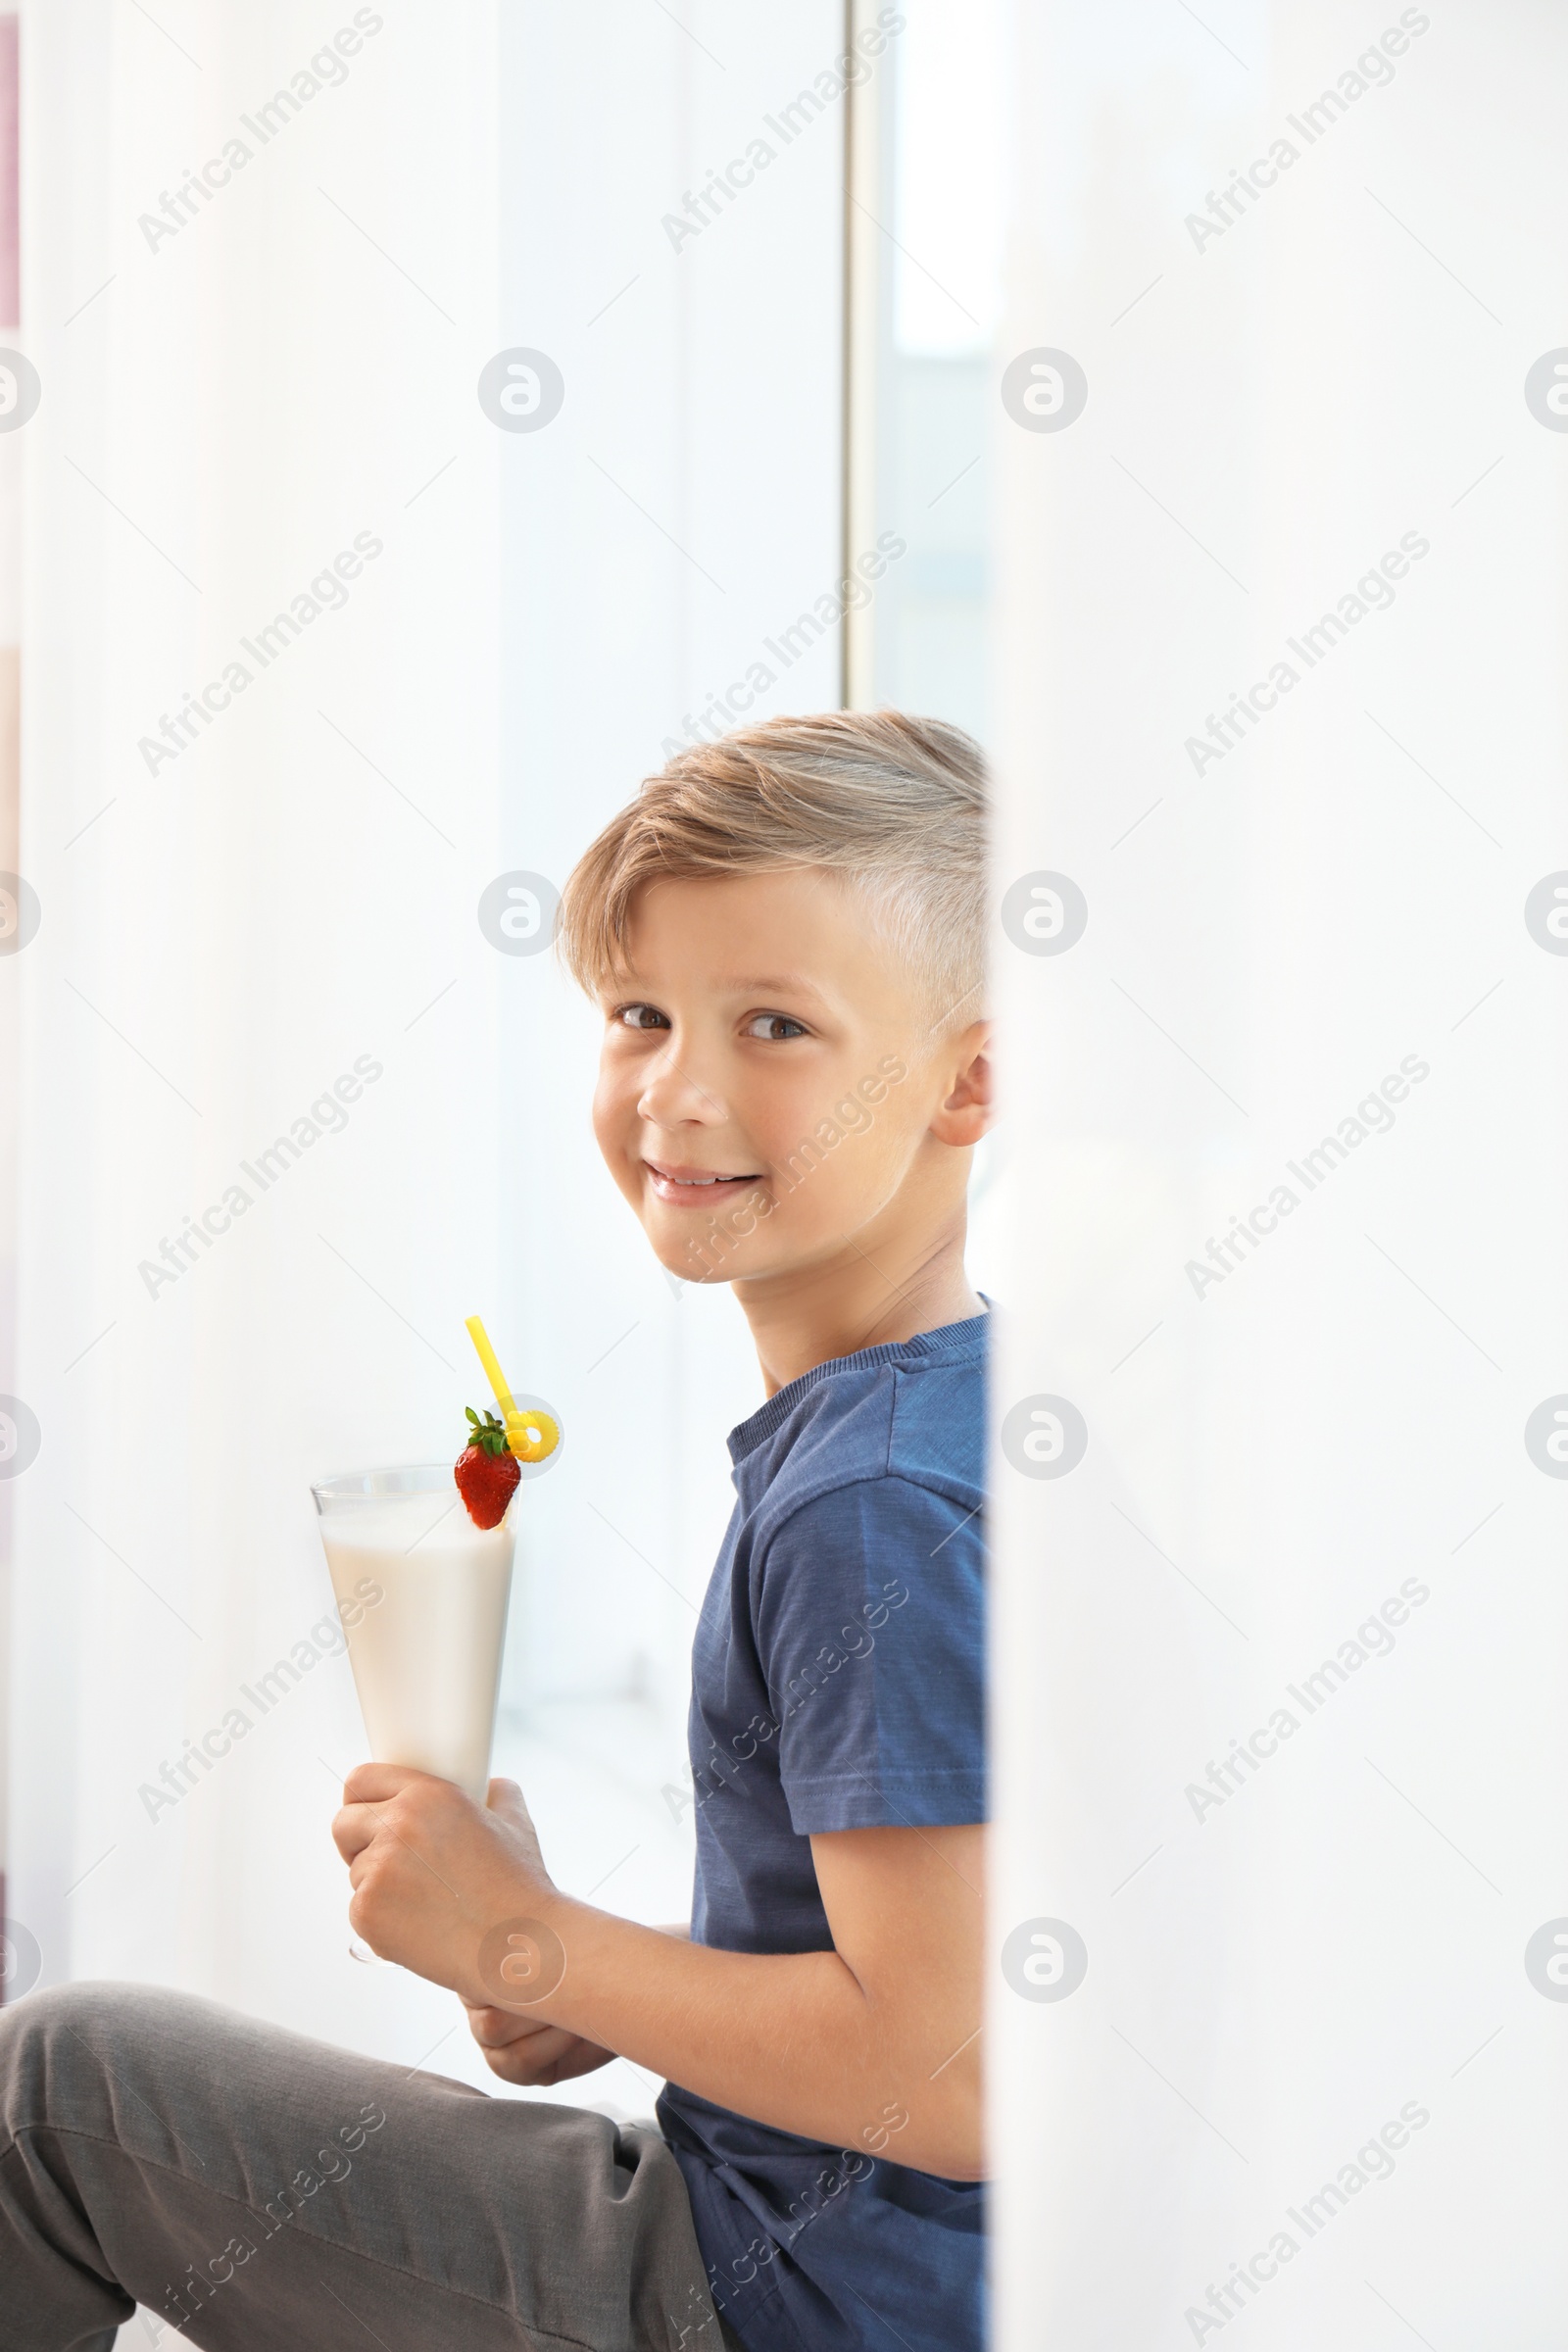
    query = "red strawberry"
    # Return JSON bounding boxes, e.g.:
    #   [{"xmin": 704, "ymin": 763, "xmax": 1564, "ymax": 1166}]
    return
[{"xmin": 454, "ymin": 1407, "xmax": 521, "ymax": 1529}]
